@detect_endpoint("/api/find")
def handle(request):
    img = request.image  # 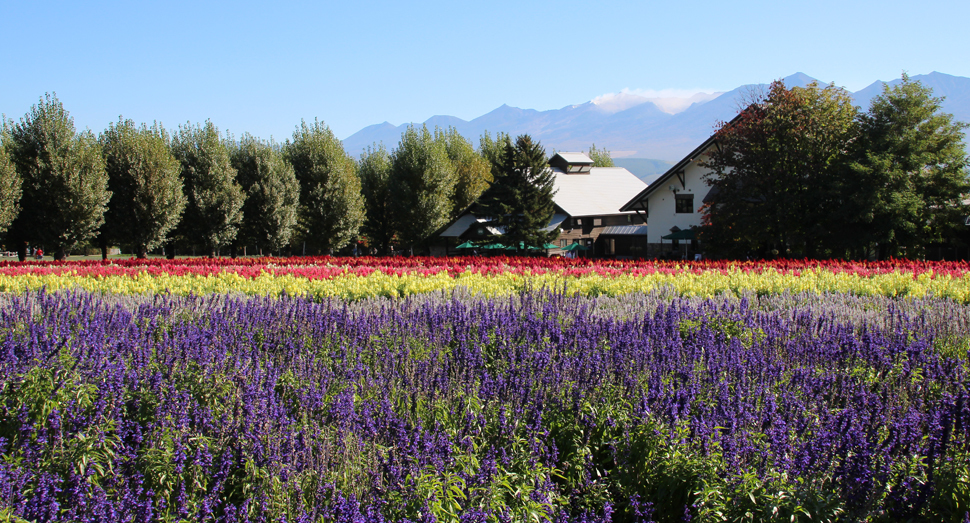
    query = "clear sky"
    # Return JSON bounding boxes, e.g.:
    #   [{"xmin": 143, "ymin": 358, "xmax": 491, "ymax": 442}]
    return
[{"xmin": 2, "ymin": 0, "xmax": 968, "ymax": 141}]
